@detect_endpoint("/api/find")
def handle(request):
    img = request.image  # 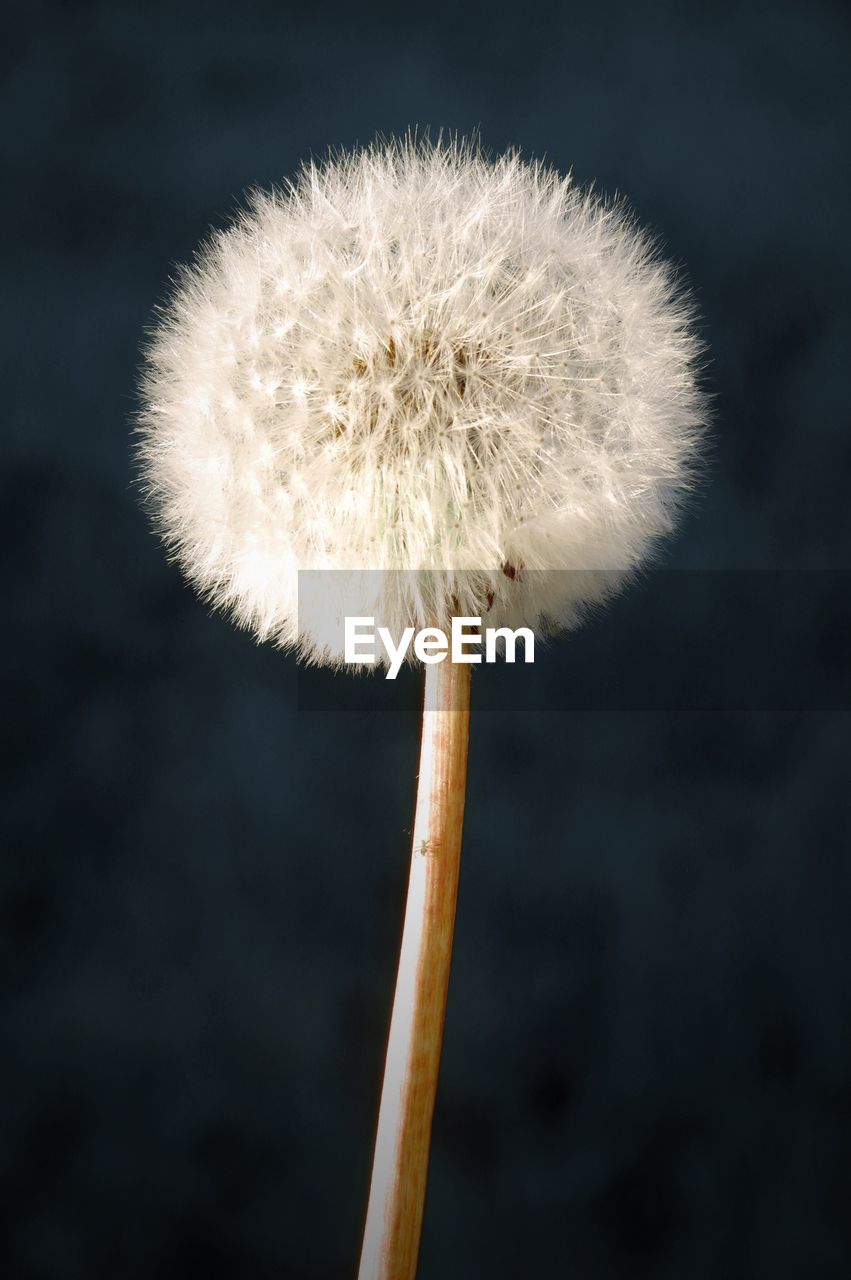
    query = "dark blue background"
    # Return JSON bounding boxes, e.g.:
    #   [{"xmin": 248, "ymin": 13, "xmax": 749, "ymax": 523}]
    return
[{"xmin": 4, "ymin": 1, "xmax": 851, "ymax": 1276}]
